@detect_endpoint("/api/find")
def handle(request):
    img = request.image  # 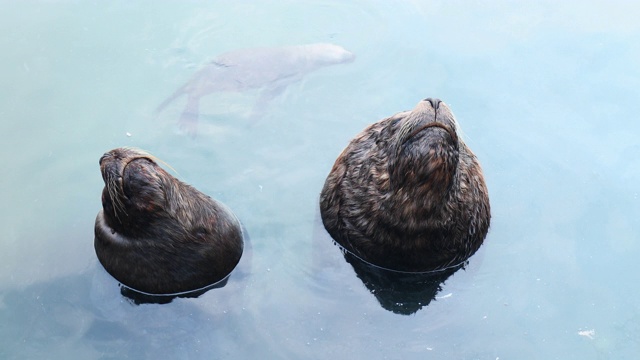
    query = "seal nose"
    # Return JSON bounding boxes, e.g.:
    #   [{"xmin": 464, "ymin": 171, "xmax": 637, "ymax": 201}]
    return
[
  {"xmin": 99, "ymin": 152, "xmax": 114, "ymax": 165},
  {"xmin": 424, "ymin": 98, "xmax": 441, "ymax": 110}
]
